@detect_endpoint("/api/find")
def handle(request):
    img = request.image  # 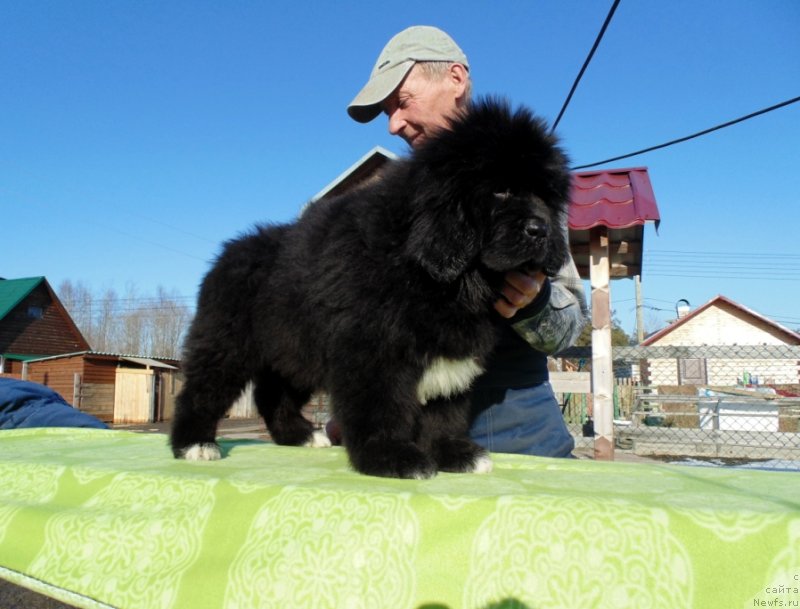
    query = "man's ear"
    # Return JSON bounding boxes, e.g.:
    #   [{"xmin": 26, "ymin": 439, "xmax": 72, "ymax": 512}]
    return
[
  {"xmin": 448, "ymin": 63, "xmax": 470, "ymax": 105},
  {"xmin": 406, "ymin": 206, "xmax": 479, "ymax": 282}
]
